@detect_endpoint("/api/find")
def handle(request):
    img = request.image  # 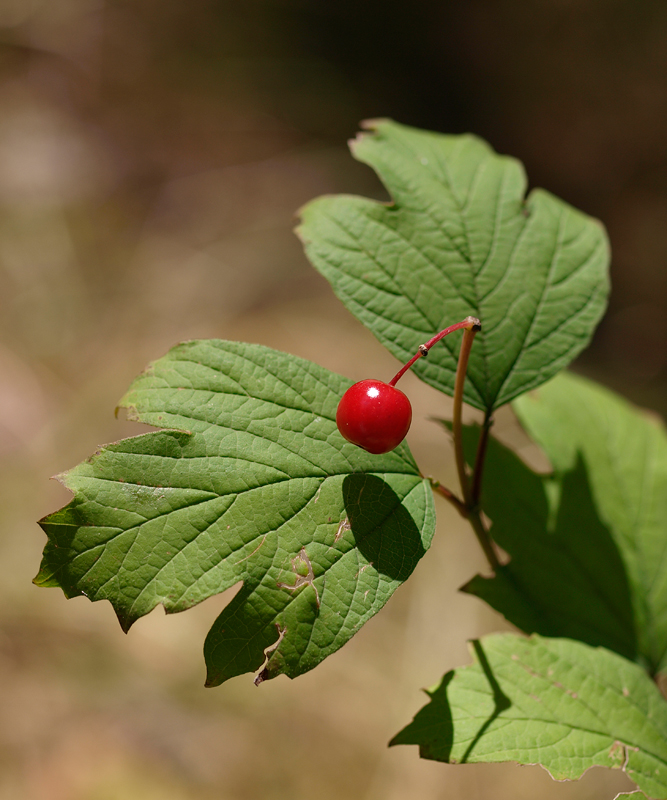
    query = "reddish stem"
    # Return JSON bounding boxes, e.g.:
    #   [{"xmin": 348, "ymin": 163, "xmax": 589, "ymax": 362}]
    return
[
  {"xmin": 389, "ymin": 317, "xmax": 481, "ymax": 387},
  {"xmin": 388, "ymin": 316, "xmax": 499, "ymax": 572},
  {"xmin": 428, "ymin": 478, "xmax": 468, "ymax": 518}
]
